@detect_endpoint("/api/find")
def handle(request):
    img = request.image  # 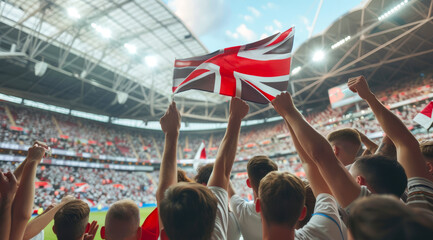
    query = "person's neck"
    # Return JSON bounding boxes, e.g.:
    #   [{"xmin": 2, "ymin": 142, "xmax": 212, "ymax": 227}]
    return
[{"xmin": 262, "ymin": 222, "xmax": 295, "ymax": 240}]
